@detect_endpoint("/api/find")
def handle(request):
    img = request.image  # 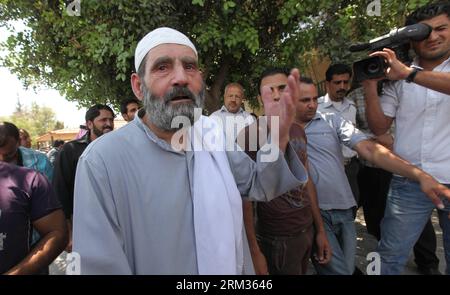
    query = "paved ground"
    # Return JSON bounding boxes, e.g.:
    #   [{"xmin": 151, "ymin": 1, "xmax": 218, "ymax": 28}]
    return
[
  {"xmin": 305, "ymin": 208, "xmax": 445, "ymax": 275},
  {"xmin": 50, "ymin": 208, "xmax": 446, "ymax": 275},
  {"xmin": 354, "ymin": 208, "xmax": 445, "ymax": 275}
]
